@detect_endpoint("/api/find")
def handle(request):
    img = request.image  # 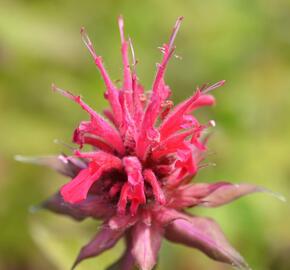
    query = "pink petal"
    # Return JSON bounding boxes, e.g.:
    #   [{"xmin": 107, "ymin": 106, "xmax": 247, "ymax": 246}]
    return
[
  {"xmin": 80, "ymin": 135, "xmax": 114, "ymax": 153},
  {"xmin": 119, "ymin": 93, "xmax": 137, "ymax": 150},
  {"xmin": 118, "ymin": 183, "xmax": 130, "ymax": 215},
  {"xmin": 174, "ymin": 143, "xmax": 198, "ymax": 178},
  {"xmin": 80, "ymin": 28, "xmax": 123, "ymax": 126},
  {"xmin": 42, "ymin": 193, "xmax": 114, "ymax": 221},
  {"xmin": 72, "ymin": 225, "xmax": 124, "ymax": 269},
  {"xmin": 103, "ymin": 109, "xmax": 118, "ymax": 127},
  {"xmin": 61, "ymin": 152, "xmax": 122, "ymax": 203},
  {"xmin": 131, "ymin": 221, "xmax": 163, "ymax": 270},
  {"xmin": 151, "ymin": 129, "xmax": 193, "ymax": 160},
  {"xmin": 130, "ymin": 199, "xmax": 141, "ymax": 216},
  {"xmin": 118, "ymin": 16, "xmax": 132, "ymax": 90},
  {"xmin": 187, "ymin": 94, "xmax": 215, "ymax": 111},
  {"xmin": 52, "ymin": 85, "xmax": 125, "ymax": 155},
  {"xmin": 132, "ymin": 81, "xmax": 145, "ymax": 127},
  {"xmin": 160, "ymin": 99, "xmax": 174, "ymax": 120},
  {"xmin": 159, "ymin": 90, "xmax": 215, "ymax": 139},
  {"xmin": 123, "ymin": 156, "xmax": 143, "ymax": 186},
  {"xmin": 143, "ymin": 169, "xmax": 166, "ymax": 205},
  {"xmin": 109, "ymin": 182, "xmax": 123, "ymax": 198},
  {"xmin": 74, "ymin": 150, "xmax": 122, "ymax": 168},
  {"xmin": 165, "ymin": 215, "xmax": 250, "ymax": 269},
  {"xmin": 135, "ymin": 89, "xmax": 163, "ymax": 160},
  {"xmin": 118, "ymin": 16, "xmax": 133, "ymax": 107},
  {"xmin": 135, "ymin": 80, "xmax": 172, "ymax": 160},
  {"xmin": 119, "ymin": 157, "xmax": 146, "ymax": 214},
  {"xmin": 136, "ymin": 17, "xmax": 183, "ymax": 161},
  {"xmin": 61, "ymin": 168, "xmax": 97, "ymax": 203},
  {"xmin": 151, "ymin": 16, "xmax": 183, "ymax": 98}
]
